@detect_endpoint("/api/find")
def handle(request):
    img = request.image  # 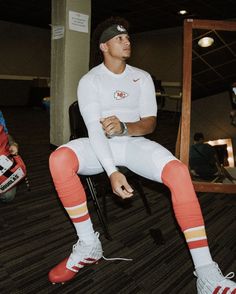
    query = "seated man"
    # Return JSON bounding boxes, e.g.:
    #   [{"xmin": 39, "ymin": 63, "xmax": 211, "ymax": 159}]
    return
[
  {"xmin": 189, "ymin": 132, "xmax": 219, "ymax": 180},
  {"xmin": 230, "ymin": 110, "xmax": 236, "ymax": 127},
  {"xmin": 0, "ymin": 110, "xmax": 26, "ymax": 203},
  {"xmin": 48, "ymin": 17, "xmax": 236, "ymax": 293}
]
